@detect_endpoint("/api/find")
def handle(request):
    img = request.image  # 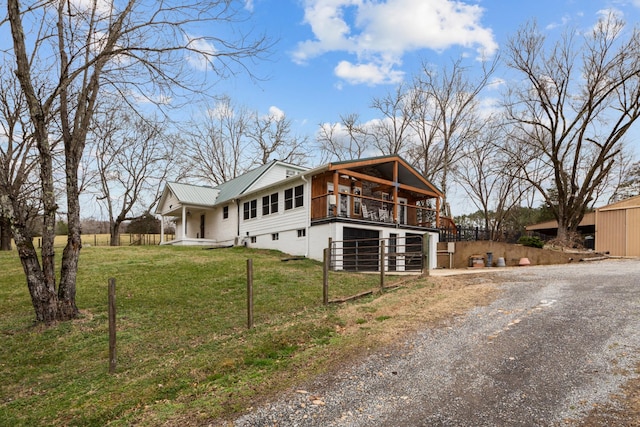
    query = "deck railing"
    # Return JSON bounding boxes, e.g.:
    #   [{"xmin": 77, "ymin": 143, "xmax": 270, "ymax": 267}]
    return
[{"xmin": 311, "ymin": 192, "xmax": 438, "ymax": 228}]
